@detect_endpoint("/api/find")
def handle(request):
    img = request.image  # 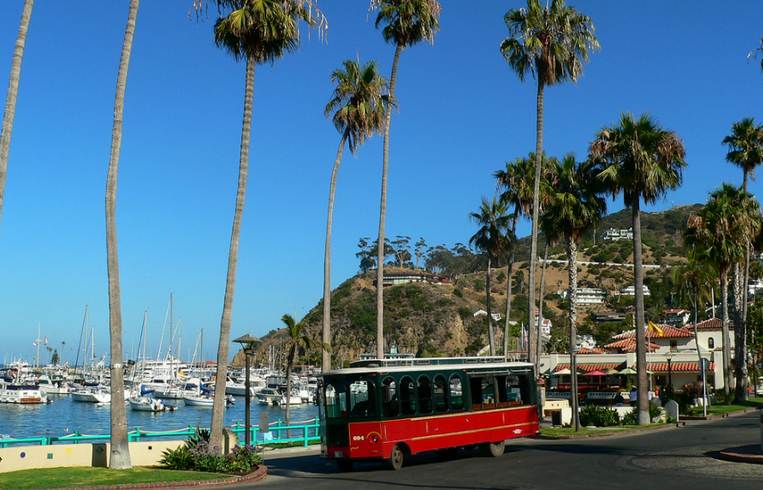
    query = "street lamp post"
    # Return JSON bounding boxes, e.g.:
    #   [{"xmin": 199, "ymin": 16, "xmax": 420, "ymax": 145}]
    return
[
  {"xmin": 666, "ymin": 352, "xmax": 673, "ymax": 400},
  {"xmin": 233, "ymin": 334, "xmax": 259, "ymax": 447}
]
